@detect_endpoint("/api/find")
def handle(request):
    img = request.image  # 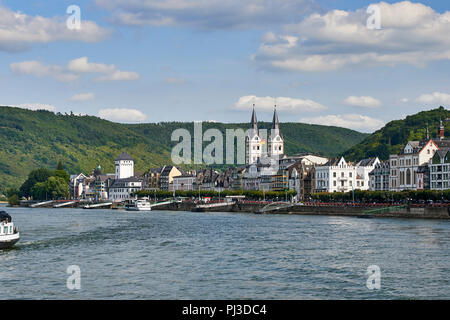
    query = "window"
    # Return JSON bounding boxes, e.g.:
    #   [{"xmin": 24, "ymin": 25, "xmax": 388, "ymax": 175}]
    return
[
  {"xmin": 333, "ymin": 172, "xmax": 336, "ymax": 178},
  {"xmin": 3, "ymin": 226, "xmax": 8, "ymax": 234}
]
